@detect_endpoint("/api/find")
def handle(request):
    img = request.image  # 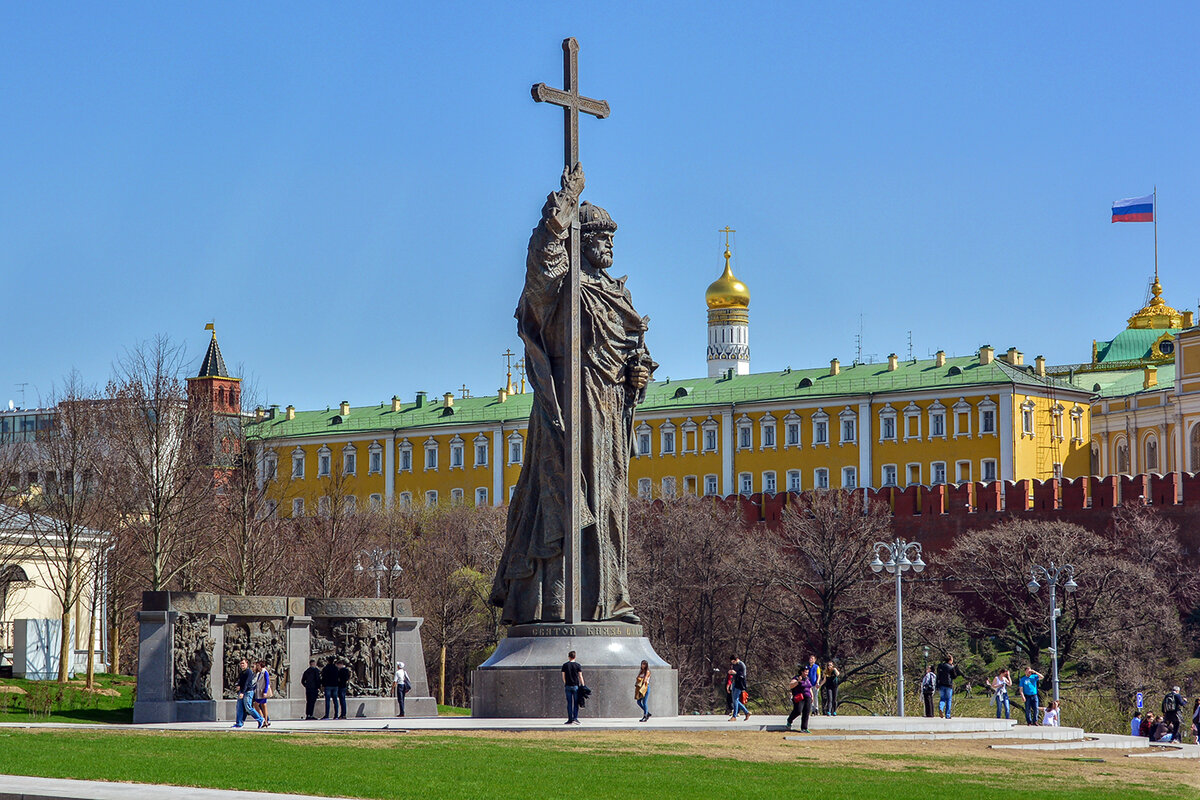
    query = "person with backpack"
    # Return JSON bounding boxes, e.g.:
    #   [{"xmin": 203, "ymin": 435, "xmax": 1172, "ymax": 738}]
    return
[
  {"xmin": 1162, "ymin": 686, "xmax": 1186, "ymax": 741},
  {"xmin": 393, "ymin": 661, "xmax": 412, "ymax": 717},
  {"xmin": 819, "ymin": 661, "xmax": 840, "ymax": 716},
  {"xmin": 936, "ymin": 655, "xmax": 961, "ymax": 719},
  {"xmin": 920, "ymin": 665, "xmax": 937, "ymax": 717},
  {"xmin": 1018, "ymin": 667, "xmax": 1044, "ymax": 726},
  {"xmin": 787, "ymin": 665, "xmax": 813, "ymax": 732},
  {"xmin": 728, "ymin": 655, "xmax": 749, "ymax": 721}
]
